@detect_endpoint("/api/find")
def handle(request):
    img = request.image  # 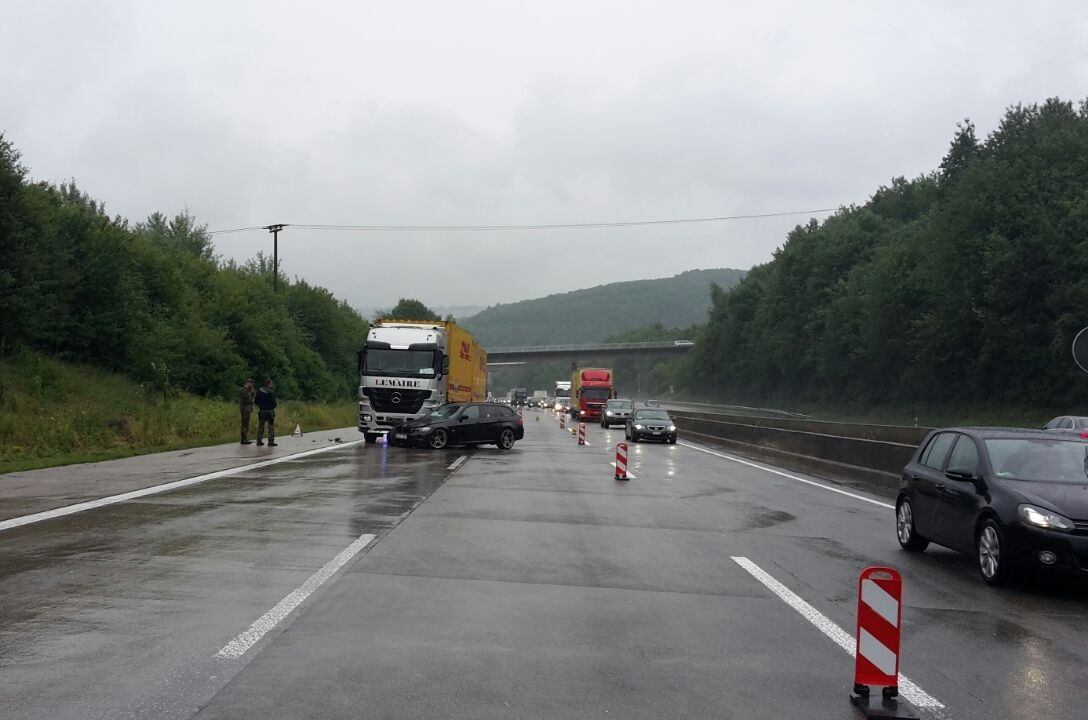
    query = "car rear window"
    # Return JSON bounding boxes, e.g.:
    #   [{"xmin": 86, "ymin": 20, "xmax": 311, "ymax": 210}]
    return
[
  {"xmin": 499, "ymin": 406, "xmax": 515, "ymax": 418},
  {"xmin": 985, "ymin": 438, "xmax": 1088, "ymax": 483}
]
